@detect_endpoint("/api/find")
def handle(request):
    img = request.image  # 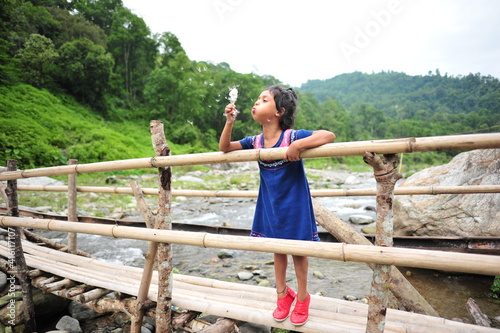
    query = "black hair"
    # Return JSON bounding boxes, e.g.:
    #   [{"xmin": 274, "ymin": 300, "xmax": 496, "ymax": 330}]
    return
[{"xmin": 265, "ymin": 84, "xmax": 298, "ymax": 130}]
